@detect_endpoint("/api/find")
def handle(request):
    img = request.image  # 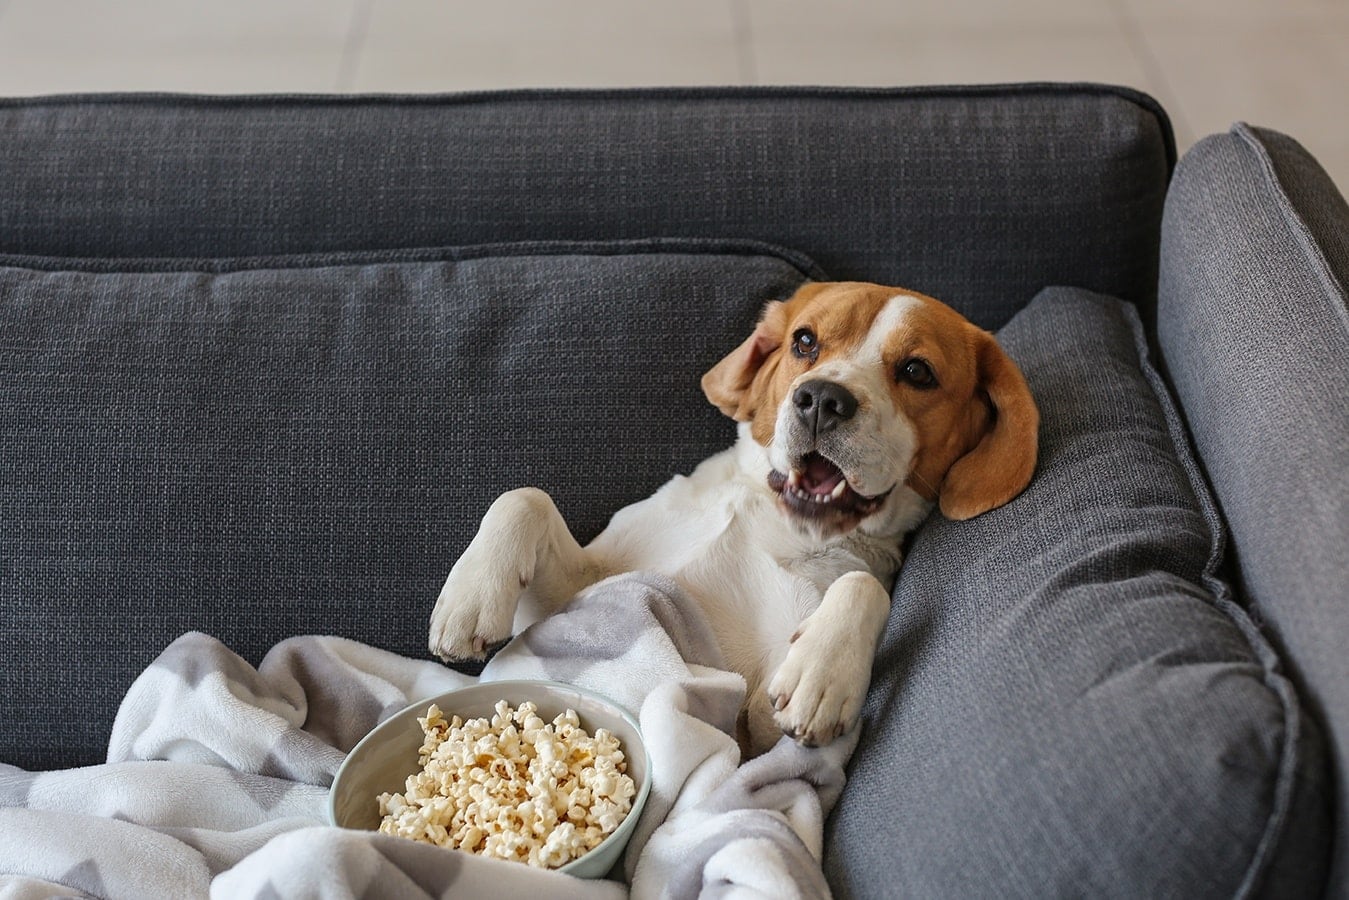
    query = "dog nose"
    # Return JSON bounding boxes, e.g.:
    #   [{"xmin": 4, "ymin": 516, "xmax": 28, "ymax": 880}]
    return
[{"xmin": 792, "ymin": 379, "xmax": 858, "ymax": 435}]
